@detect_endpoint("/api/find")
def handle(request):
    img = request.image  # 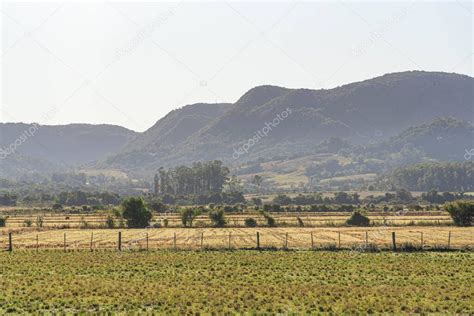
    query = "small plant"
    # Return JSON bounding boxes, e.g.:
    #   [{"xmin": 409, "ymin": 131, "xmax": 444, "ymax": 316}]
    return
[
  {"xmin": 209, "ymin": 209, "xmax": 226, "ymax": 227},
  {"xmin": 105, "ymin": 215, "xmax": 115, "ymax": 229},
  {"xmin": 0, "ymin": 217, "xmax": 6, "ymax": 227},
  {"xmin": 346, "ymin": 211, "xmax": 370, "ymax": 227},
  {"xmin": 244, "ymin": 217, "xmax": 257, "ymax": 227},
  {"xmin": 163, "ymin": 218, "xmax": 169, "ymax": 227},
  {"xmin": 261, "ymin": 211, "xmax": 276, "ymax": 227},
  {"xmin": 36, "ymin": 216, "xmax": 44, "ymax": 228},
  {"xmin": 80, "ymin": 217, "xmax": 90, "ymax": 229},
  {"xmin": 296, "ymin": 217, "xmax": 304, "ymax": 227},
  {"xmin": 24, "ymin": 219, "xmax": 33, "ymax": 227},
  {"xmin": 152, "ymin": 222, "xmax": 162, "ymax": 228}
]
